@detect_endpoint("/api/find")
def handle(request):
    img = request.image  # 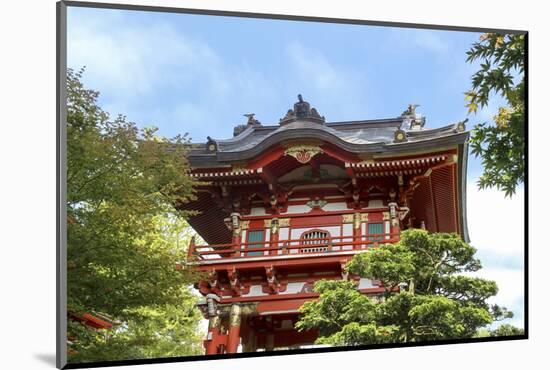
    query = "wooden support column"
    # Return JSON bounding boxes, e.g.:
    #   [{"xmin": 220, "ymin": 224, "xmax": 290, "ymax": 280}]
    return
[
  {"xmin": 391, "ymin": 219, "xmax": 401, "ymax": 236},
  {"xmin": 241, "ymin": 320, "xmax": 257, "ymax": 353},
  {"xmin": 388, "ymin": 202, "xmax": 401, "ymax": 237},
  {"xmin": 247, "ymin": 331, "xmax": 257, "ymax": 353},
  {"xmin": 353, "ymin": 212, "xmax": 362, "ymax": 249},
  {"xmin": 204, "ymin": 315, "xmax": 222, "ymax": 355},
  {"xmin": 265, "ymin": 333, "xmax": 275, "ymax": 352},
  {"xmin": 230, "ymin": 212, "xmax": 242, "ymax": 257},
  {"xmin": 269, "ymin": 218, "xmax": 279, "ymax": 256},
  {"xmin": 226, "ymin": 304, "xmax": 242, "ymax": 353}
]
